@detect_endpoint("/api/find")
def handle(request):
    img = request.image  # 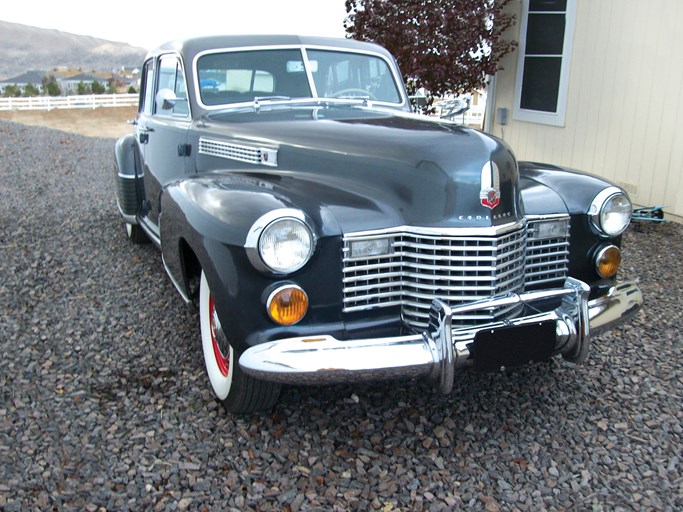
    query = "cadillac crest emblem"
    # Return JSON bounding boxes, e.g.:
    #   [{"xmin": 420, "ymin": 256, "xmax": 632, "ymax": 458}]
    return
[{"xmin": 480, "ymin": 161, "xmax": 500, "ymax": 209}]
